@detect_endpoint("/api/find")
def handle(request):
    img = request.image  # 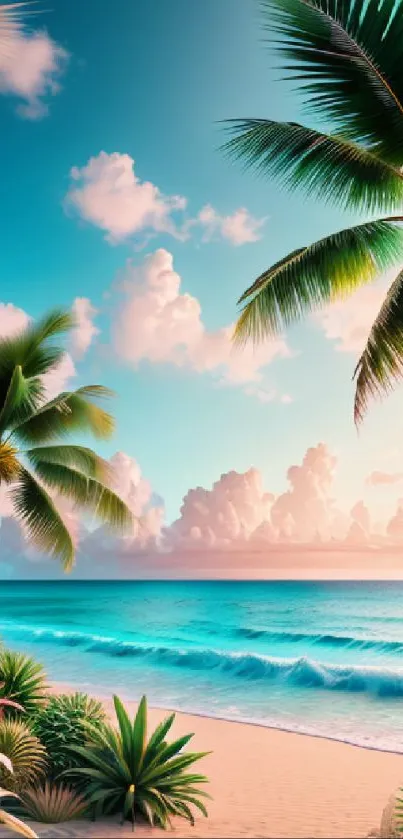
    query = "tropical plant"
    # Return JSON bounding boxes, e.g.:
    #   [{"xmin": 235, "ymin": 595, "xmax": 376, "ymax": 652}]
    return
[
  {"xmin": 31, "ymin": 692, "xmax": 106, "ymax": 779},
  {"xmin": 62, "ymin": 695, "xmax": 210, "ymax": 829},
  {"xmin": 0, "ymin": 687, "xmax": 24, "ymax": 719},
  {"xmin": 224, "ymin": 0, "xmax": 403, "ymax": 423},
  {"xmin": 0, "ymin": 650, "xmax": 47, "ymax": 716},
  {"xmin": 0, "ymin": 755, "xmax": 37, "ymax": 839},
  {"xmin": 15, "ymin": 782, "xmax": 87, "ymax": 823},
  {"xmin": 0, "ymin": 308, "xmax": 133, "ymax": 570},
  {"xmin": 0, "ymin": 720, "xmax": 46, "ymax": 791}
]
